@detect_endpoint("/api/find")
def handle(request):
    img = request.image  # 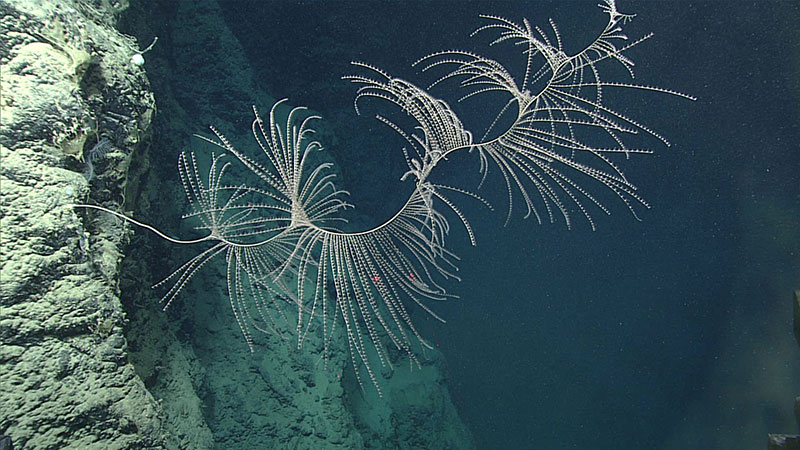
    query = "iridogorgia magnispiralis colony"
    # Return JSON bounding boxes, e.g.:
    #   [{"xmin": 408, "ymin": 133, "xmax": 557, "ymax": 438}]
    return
[{"xmin": 73, "ymin": 1, "xmax": 694, "ymax": 395}]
